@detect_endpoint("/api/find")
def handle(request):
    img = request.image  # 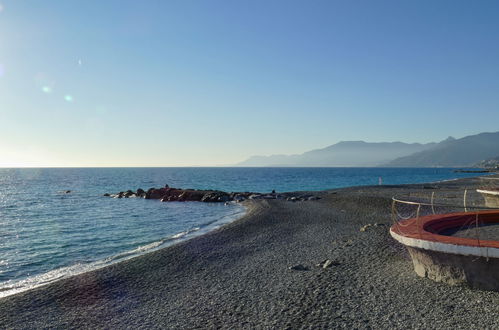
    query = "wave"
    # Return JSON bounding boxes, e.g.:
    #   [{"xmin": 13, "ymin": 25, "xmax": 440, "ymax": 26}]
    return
[{"xmin": 0, "ymin": 206, "xmax": 246, "ymax": 299}]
